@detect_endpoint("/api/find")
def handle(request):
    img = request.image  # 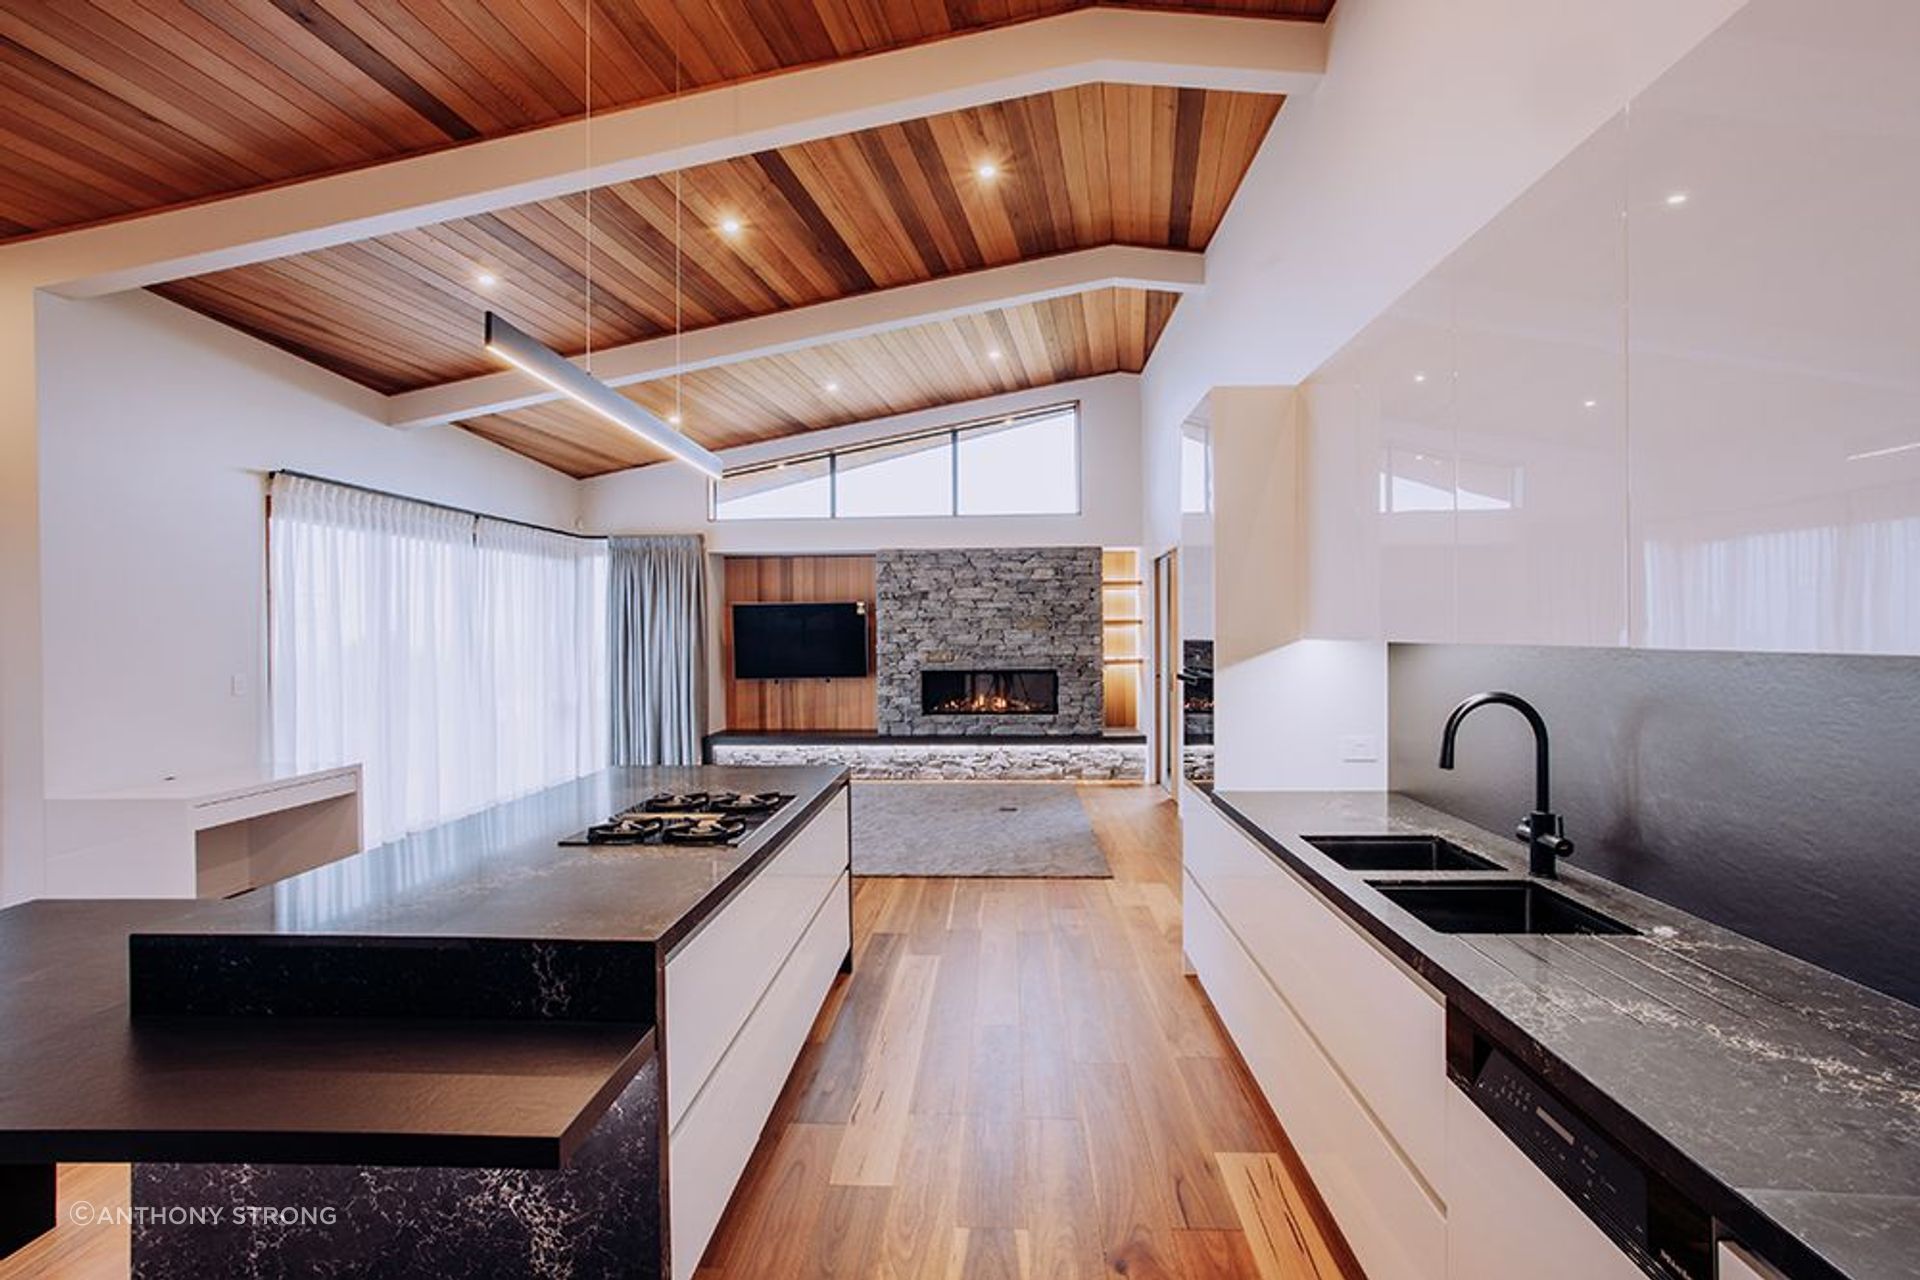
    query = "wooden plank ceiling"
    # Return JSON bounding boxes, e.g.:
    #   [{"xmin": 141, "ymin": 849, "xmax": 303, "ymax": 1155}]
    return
[
  {"xmin": 462, "ymin": 286, "xmax": 1179, "ymax": 477},
  {"xmin": 155, "ymin": 84, "xmax": 1282, "ymax": 392},
  {"xmin": 0, "ymin": 0, "xmax": 1333, "ymax": 241}
]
